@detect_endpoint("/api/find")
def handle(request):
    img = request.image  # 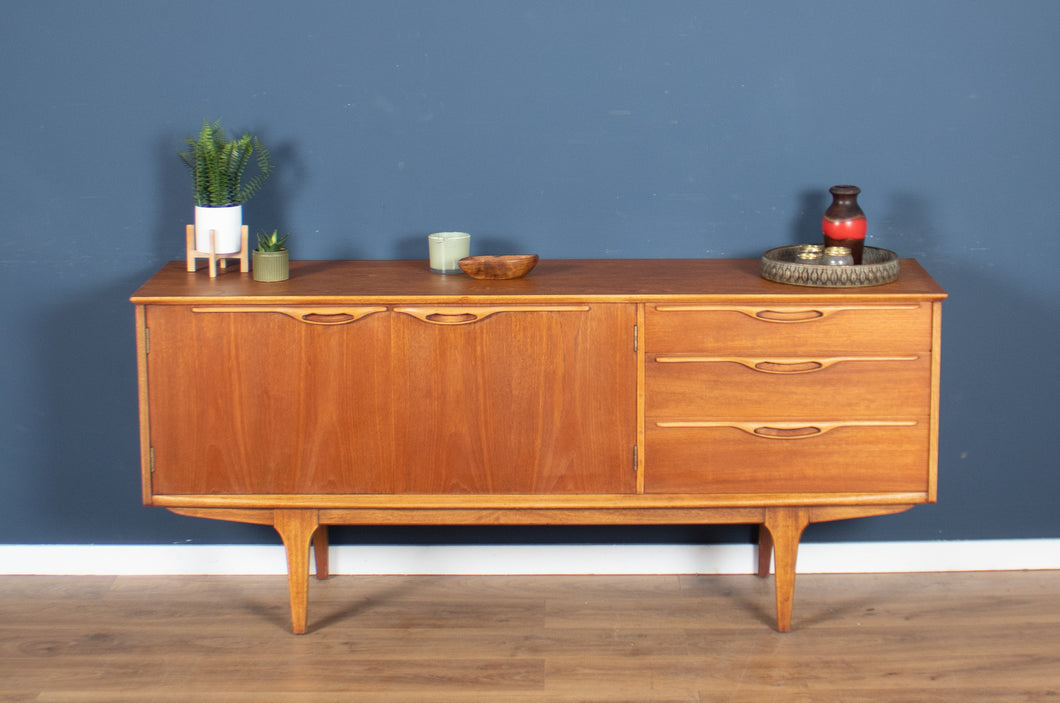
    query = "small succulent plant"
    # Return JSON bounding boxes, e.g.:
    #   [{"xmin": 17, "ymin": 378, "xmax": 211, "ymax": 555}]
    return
[{"xmin": 256, "ymin": 229, "xmax": 288, "ymax": 252}]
